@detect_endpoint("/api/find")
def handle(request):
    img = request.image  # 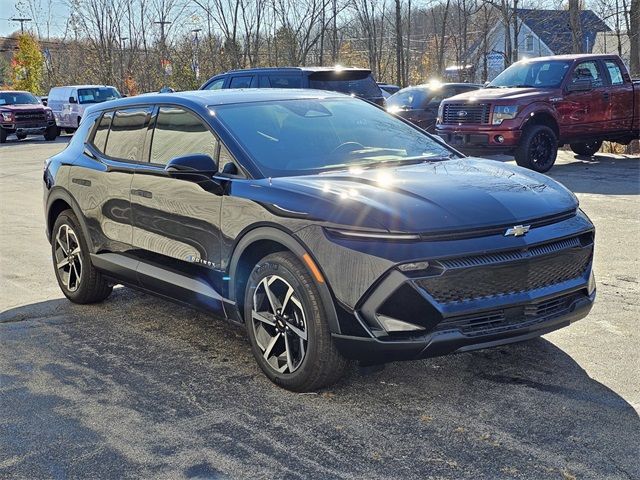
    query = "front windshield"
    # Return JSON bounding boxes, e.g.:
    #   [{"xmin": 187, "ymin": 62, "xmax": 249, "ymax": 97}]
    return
[
  {"xmin": 489, "ymin": 60, "xmax": 571, "ymax": 88},
  {"xmin": 214, "ymin": 97, "xmax": 455, "ymax": 178},
  {"xmin": 77, "ymin": 87, "xmax": 121, "ymax": 104},
  {"xmin": 0, "ymin": 92, "xmax": 39, "ymax": 105}
]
